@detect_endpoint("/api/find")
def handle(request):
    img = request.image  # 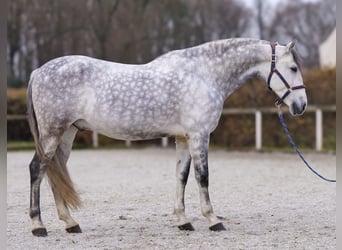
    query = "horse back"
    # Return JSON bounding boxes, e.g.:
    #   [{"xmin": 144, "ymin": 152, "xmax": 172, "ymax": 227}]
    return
[{"xmin": 31, "ymin": 55, "xmax": 187, "ymax": 139}]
